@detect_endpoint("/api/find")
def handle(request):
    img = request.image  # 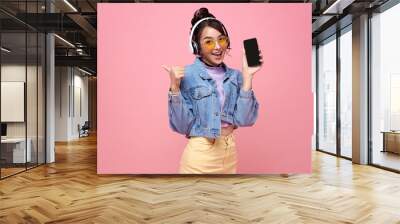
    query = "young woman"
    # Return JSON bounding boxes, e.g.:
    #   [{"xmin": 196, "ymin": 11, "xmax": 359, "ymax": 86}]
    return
[{"xmin": 163, "ymin": 8, "xmax": 263, "ymax": 174}]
